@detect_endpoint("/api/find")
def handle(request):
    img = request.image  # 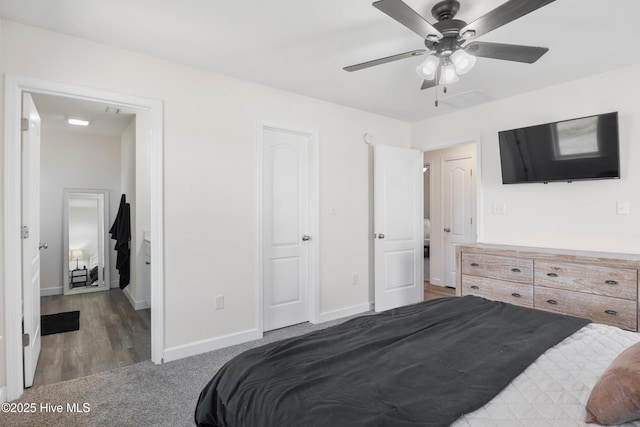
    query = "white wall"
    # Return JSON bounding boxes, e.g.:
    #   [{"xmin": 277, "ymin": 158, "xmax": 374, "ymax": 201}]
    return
[
  {"xmin": 119, "ymin": 114, "xmax": 151, "ymax": 309},
  {"xmin": 40, "ymin": 128, "xmax": 121, "ymax": 295},
  {"xmin": 0, "ymin": 21, "xmax": 410, "ymax": 363},
  {"xmin": 412, "ymin": 65, "xmax": 640, "ymax": 254},
  {"xmin": 134, "ymin": 112, "xmax": 151, "ymax": 308},
  {"xmin": 423, "ymin": 167, "xmax": 430, "ymax": 220}
]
